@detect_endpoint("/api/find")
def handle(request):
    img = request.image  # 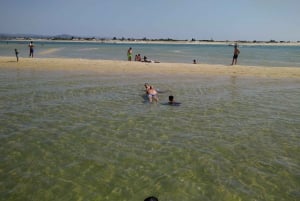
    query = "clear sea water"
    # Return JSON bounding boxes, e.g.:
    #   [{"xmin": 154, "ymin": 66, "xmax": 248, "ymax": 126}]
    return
[
  {"xmin": 1, "ymin": 40, "xmax": 300, "ymax": 67},
  {"xmin": 0, "ymin": 41, "xmax": 300, "ymax": 201}
]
